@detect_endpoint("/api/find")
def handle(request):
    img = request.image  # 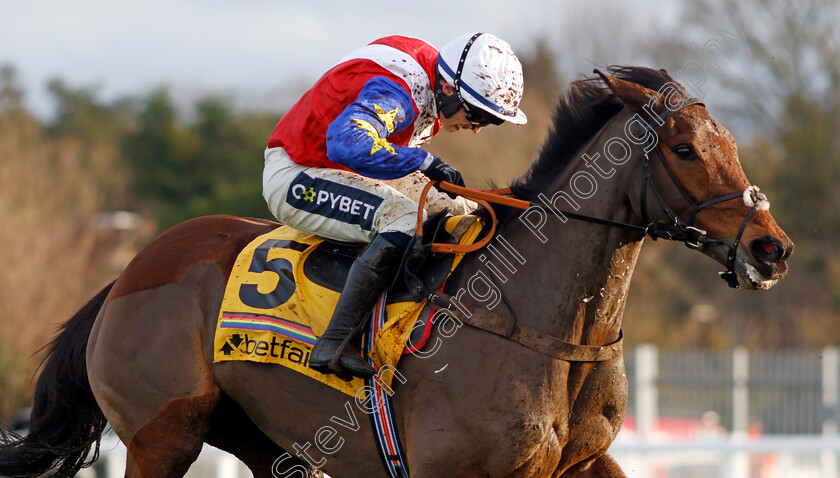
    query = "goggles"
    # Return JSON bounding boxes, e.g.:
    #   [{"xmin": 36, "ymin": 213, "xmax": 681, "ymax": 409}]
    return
[{"xmin": 463, "ymin": 102, "xmax": 504, "ymax": 127}]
